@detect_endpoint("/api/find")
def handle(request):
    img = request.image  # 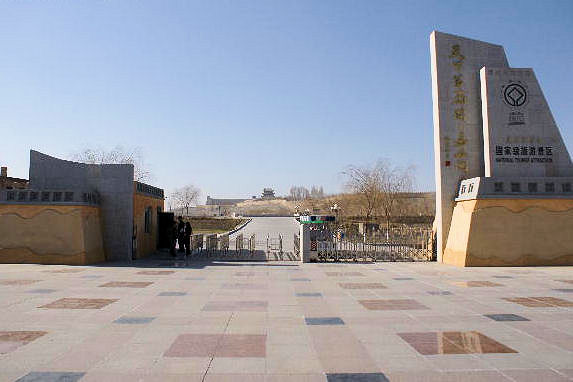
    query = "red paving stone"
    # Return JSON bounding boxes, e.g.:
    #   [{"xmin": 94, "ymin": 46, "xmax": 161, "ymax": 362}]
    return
[
  {"xmin": 164, "ymin": 334, "xmax": 266, "ymax": 358},
  {"xmin": 0, "ymin": 331, "xmax": 47, "ymax": 354},
  {"xmin": 99, "ymin": 281, "xmax": 153, "ymax": 288},
  {"xmin": 503, "ymin": 297, "xmax": 573, "ymax": 307},
  {"xmin": 0, "ymin": 279, "xmax": 41, "ymax": 285},
  {"xmin": 451, "ymin": 281, "xmax": 504, "ymax": 287},
  {"xmin": 39, "ymin": 298, "xmax": 118, "ymax": 309},
  {"xmin": 217, "ymin": 334, "xmax": 266, "ymax": 357},
  {"xmin": 398, "ymin": 331, "xmax": 517, "ymax": 355},
  {"xmin": 164, "ymin": 334, "xmax": 220, "ymax": 357}
]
